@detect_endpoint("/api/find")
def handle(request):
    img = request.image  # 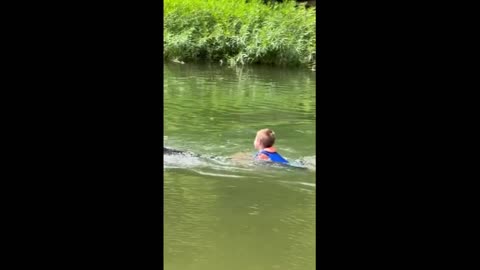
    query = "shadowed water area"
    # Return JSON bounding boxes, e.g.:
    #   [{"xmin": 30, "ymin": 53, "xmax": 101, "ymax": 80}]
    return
[{"xmin": 164, "ymin": 62, "xmax": 316, "ymax": 270}]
